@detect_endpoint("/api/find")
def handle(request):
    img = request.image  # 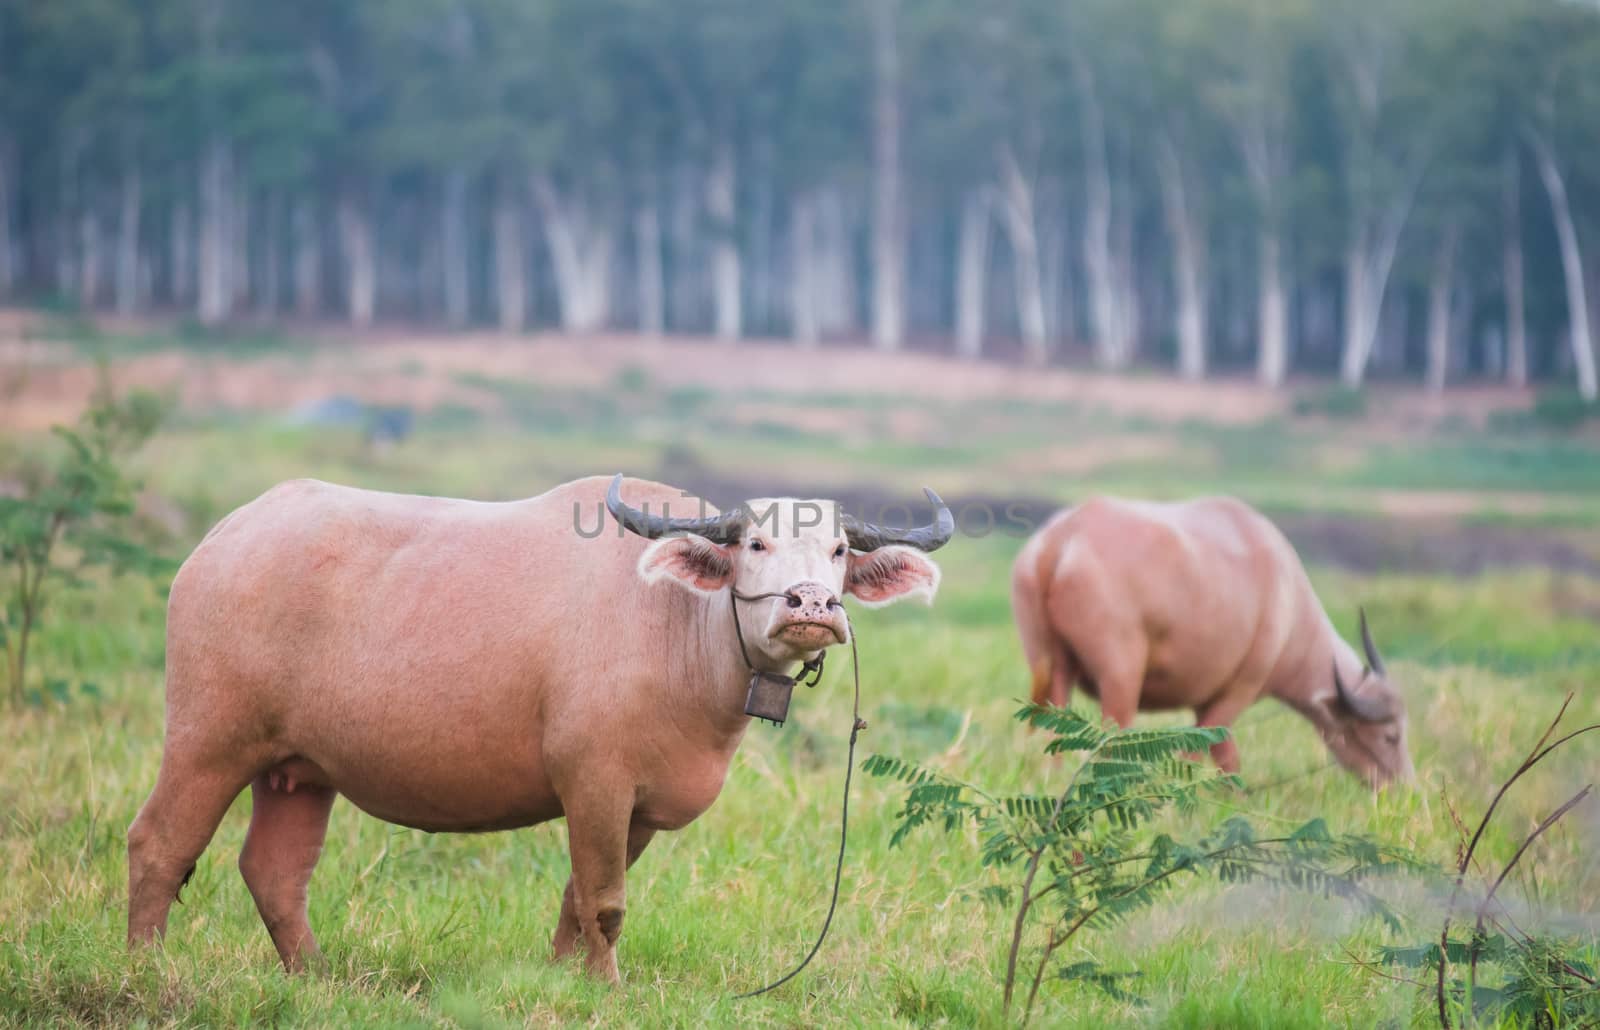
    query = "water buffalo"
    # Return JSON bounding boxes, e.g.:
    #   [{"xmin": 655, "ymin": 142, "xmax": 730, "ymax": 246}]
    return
[
  {"xmin": 1011, "ymin": 496, "xmax": 1412, "ymax": 787},
  {"xmin": 128, "ymin": 475, "xmax": 950, "ymax": 981}
]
